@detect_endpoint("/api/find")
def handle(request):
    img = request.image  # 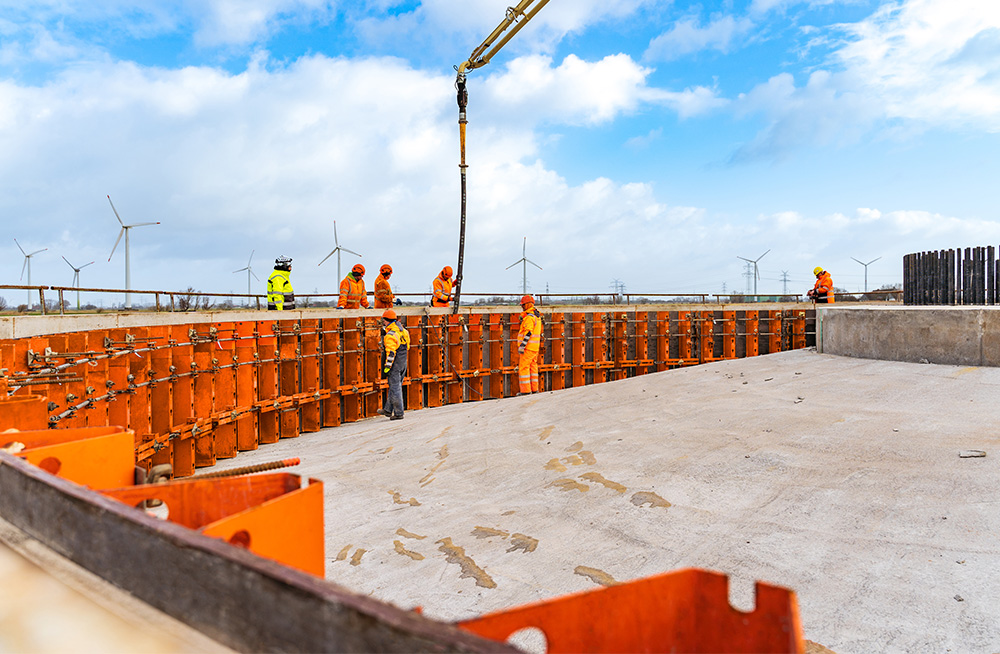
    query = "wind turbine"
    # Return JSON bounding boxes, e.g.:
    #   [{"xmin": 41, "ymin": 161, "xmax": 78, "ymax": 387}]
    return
[
  {"xmin": 15, "ymin": 239, "xmax": 47, "ymax": 308},
  {"xmin": 62, "ymin": 256, "xmax": 95, "ymax": 310},
  {"xmin": 107, "ymin": 195, "xmax": 159, "ymax": 310},
  {"xmin": 233, "ymin": 250, "xmax": 259, "ymax": 306},
  {"xmin": 851, "ymin": 256, "xmax": 881, "ymax": 293},
  {"xmin": 318, "ymin": 220, "xmax": 361, "ymax": 282},
  {"xmin": 506, "ymin": 237, "xmax": 543, "ymax": 296},
  {"xmin": 737, "ymin": 249, "xmax": 770, "ymax": 298}
]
